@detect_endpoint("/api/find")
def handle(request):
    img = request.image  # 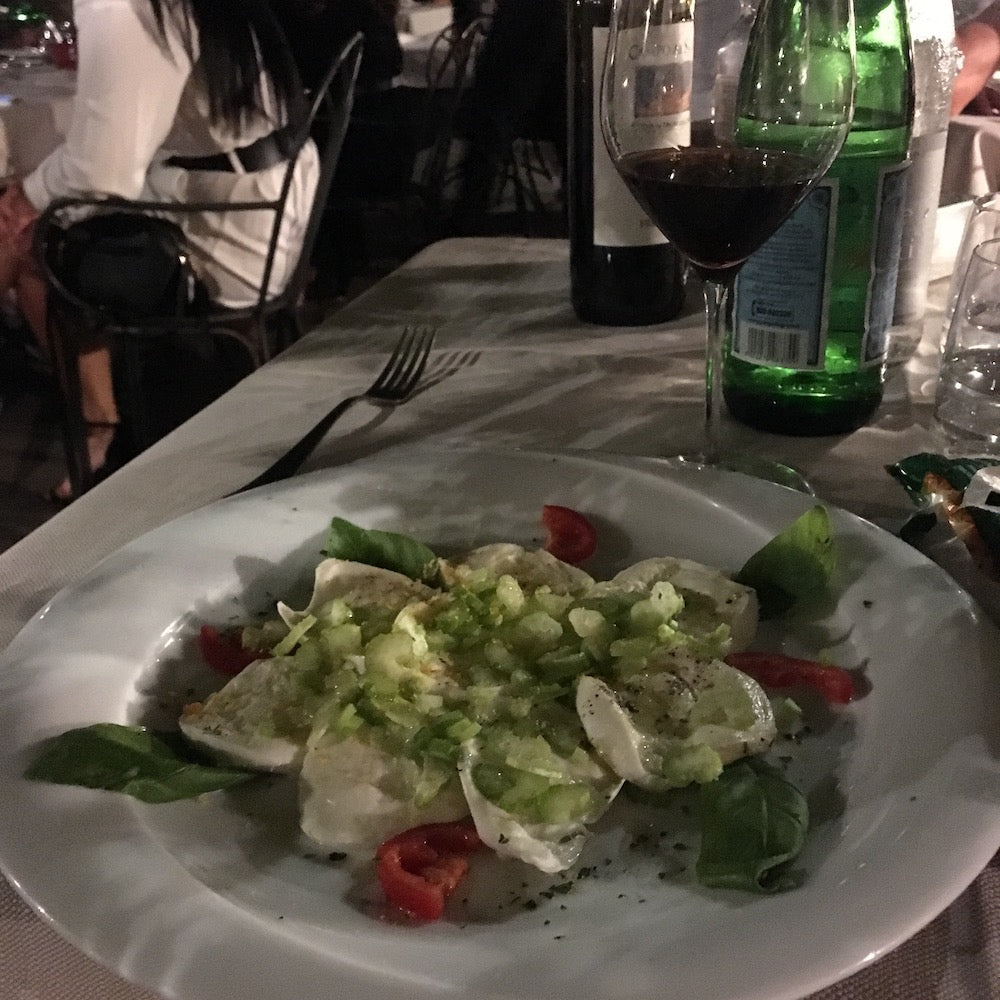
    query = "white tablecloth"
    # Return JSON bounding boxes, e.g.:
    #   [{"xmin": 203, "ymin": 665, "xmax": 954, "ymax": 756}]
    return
[
  {"xmin": 0, "ymin": 63, "xmax": 73, "ymax": 178},
  {"xmin": 0, "ymin": 237, "xmax": 997, "ymax": 1000},
  {"xmin": 398, "ymin": 0, "xmax": 454, "ymax": 39}
]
